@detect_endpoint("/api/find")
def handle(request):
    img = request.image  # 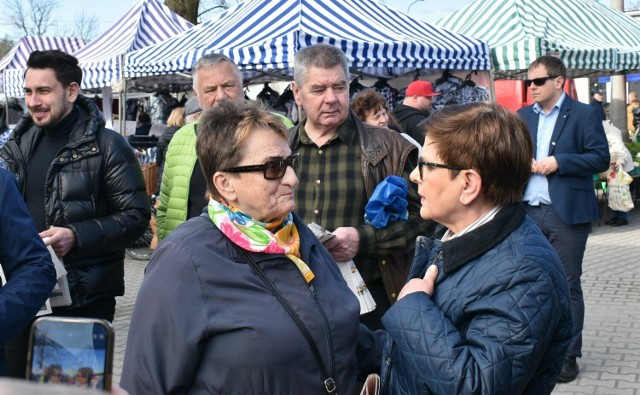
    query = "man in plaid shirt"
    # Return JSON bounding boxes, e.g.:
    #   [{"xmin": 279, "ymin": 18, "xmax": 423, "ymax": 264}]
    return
[{"xmin": 289, "ymin": 44, "xmax": 435, "ymax": 329}]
